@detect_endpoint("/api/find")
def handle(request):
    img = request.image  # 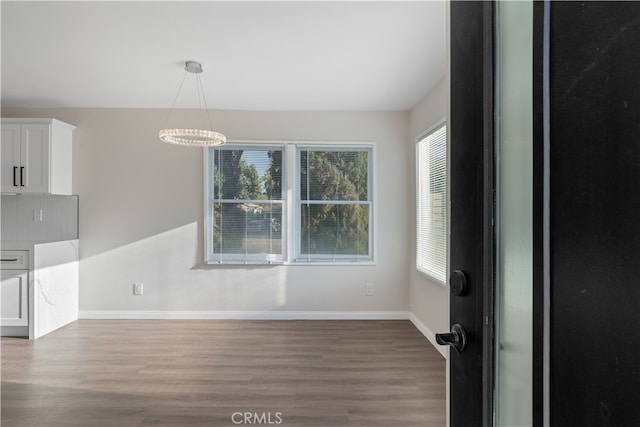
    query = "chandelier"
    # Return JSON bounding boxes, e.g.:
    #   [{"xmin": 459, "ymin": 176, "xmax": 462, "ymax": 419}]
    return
[{"xmin": 159, "ymin": 61, "xmax": 226, "ymax": 147}]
